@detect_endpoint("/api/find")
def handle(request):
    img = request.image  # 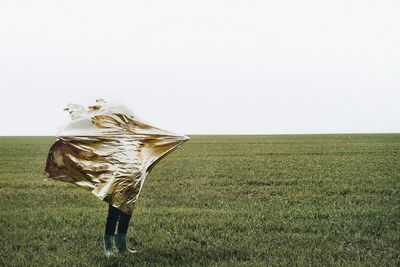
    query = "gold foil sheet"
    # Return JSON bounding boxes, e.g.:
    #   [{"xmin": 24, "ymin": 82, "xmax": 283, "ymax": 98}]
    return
[{"xmin": 44, "ymin": 99, "xmax": 189, "ymax": 214}]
